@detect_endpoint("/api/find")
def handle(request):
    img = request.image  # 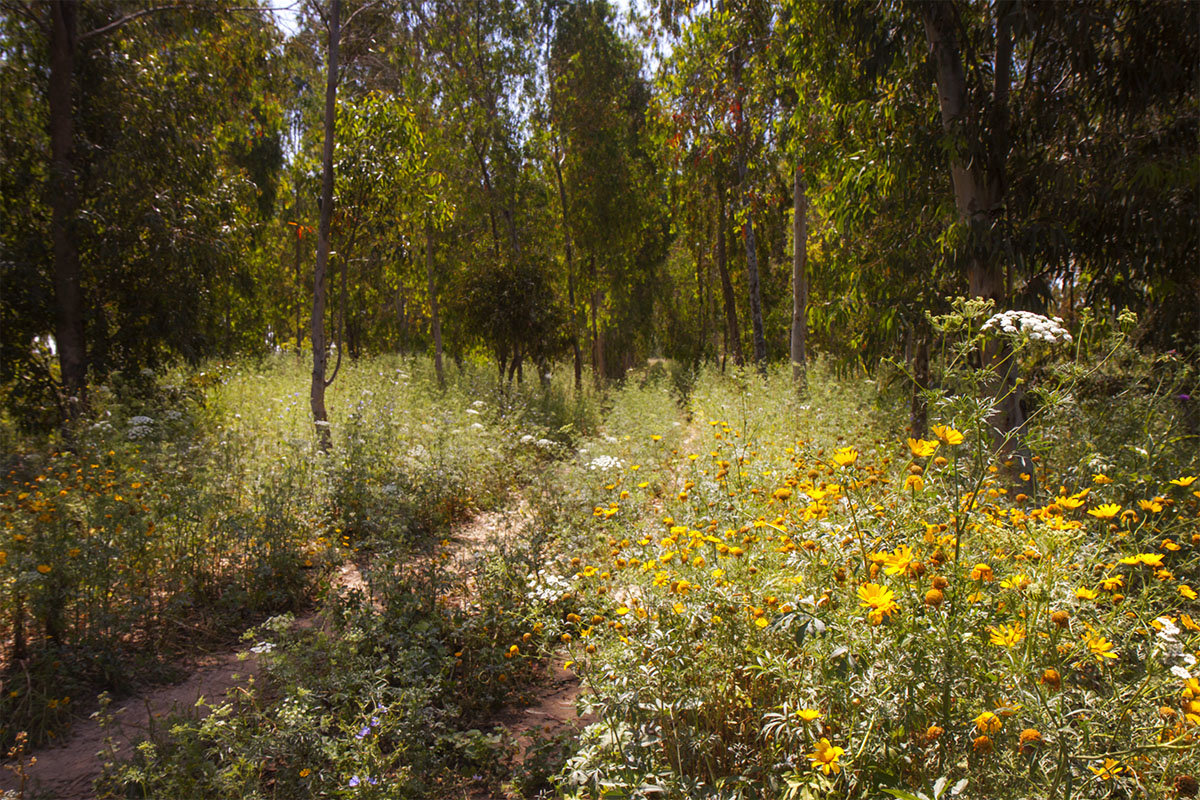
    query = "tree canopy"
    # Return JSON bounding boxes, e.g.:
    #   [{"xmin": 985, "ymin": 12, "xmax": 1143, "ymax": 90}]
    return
[{"xmin": 1, "ymin": 0, "xmax": 1195, "ymax": 427}]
